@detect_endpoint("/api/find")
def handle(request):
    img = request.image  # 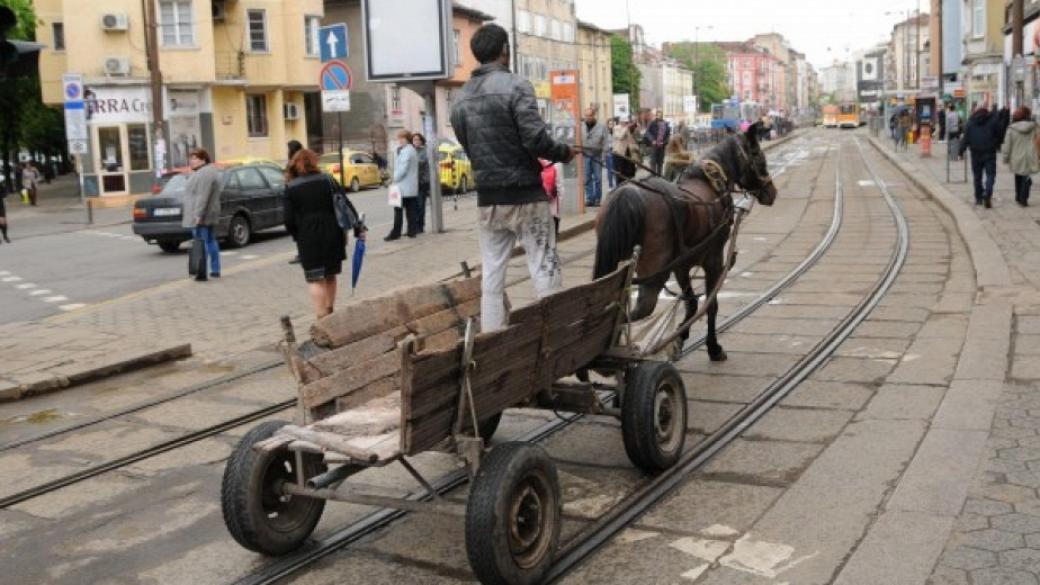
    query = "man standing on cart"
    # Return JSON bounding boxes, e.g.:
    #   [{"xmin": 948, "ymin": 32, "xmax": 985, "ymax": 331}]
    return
[{"xmin": 450, "ymin": 23, "xmax": 576, "ymax": 331}]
